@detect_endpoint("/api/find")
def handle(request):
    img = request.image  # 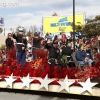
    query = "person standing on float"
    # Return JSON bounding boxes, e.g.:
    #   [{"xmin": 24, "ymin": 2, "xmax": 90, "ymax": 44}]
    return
[
  {"xmin": 10, "ymin": 28, "xmax": 27, "ymax": 66},
  {"xmin": 5, "ymin": 33, "xmax": 14, "ymax": 50}
]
